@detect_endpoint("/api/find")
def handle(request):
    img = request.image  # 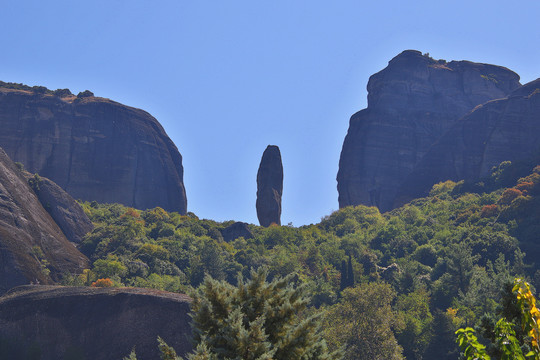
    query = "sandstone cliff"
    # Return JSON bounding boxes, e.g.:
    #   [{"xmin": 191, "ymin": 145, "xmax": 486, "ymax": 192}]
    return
[
  {"xmin": 0, "ymin": 285, "xmax": 192, "ymax": 360},
  {"xmin": 337, "ymin": 50, "xmax": 521, "ymax": 212},
  {"xmin": 396, "ymin": 79, "xmax": 540, "ymax": 205},
  {"xmin": 0, "ymin": 86, "xmax": 187, "ymax": 214},
  {"xmin": 23, "ymin": 172, "xmax": 93, "ymax": 244},
  {"xmin": 0, "ymin": 148, "xmax": 89, "ymax": 294},
  {"xmin": 256, "ymin": 145, "xmax": 283, "ymax": 227}
]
